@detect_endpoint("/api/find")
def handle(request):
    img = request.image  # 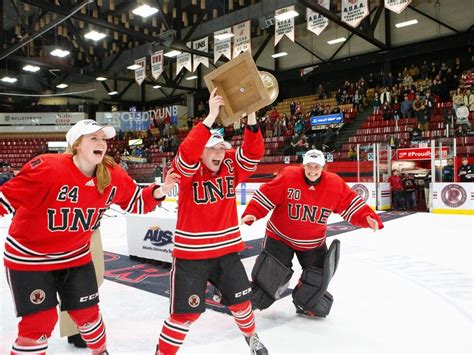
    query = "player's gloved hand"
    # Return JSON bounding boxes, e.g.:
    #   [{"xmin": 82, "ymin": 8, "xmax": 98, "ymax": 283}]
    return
[
  {"xmin": 366, "ymin": 215, "xmax": 379, "ymax": 231},
  {"xmin": 241, "ymin": 214, "xmax": 257, "ymax": 225},
  {"xmin": 162, "ymin": 168, "xmax": 180, "ymax": 194},
  {"xmin": 246, "ymin": 112, "xmax": 257, "ymax": 125},
  {"xmin": 154, "ymin": 168, "xmax": 180, "ymax": 198}
]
